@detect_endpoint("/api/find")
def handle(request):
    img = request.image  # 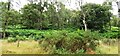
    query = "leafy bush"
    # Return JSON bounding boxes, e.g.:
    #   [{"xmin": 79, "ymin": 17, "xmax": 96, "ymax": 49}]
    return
[
  {"xmin": 5, "ymin": 28, "xmax": 119, "ymax": 54},
  {"xmin": 33, "ymin": 34, "xmax": 41, "ymax": 41},
  {"xmin": 55, "ymin": 48, "xmax": 71, "ymax": 54},
  {"xmin": 80, "ymin": 30, "xmax": 101, "ymax": 50},
  {"xmin": 75, "ymin": 49, "xmax": 85, "ymax": 54},
  {"xmin": 38, "ymin": 30, "xmax": 101, "ymax": 54},
  {"xmin": 7, "ymin": 37, "xmax": 17, "ymax": 42},
  {"xmin": 20, "ymin": 35, "xmax": 28, "ymax": 41},
  {"xmin": 101, "ymin": 31, "xmax": 118, "ymax": 38},
  {"xmin": 111, "ymin": 26, "xmax": 119, "ymax": 32}
]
